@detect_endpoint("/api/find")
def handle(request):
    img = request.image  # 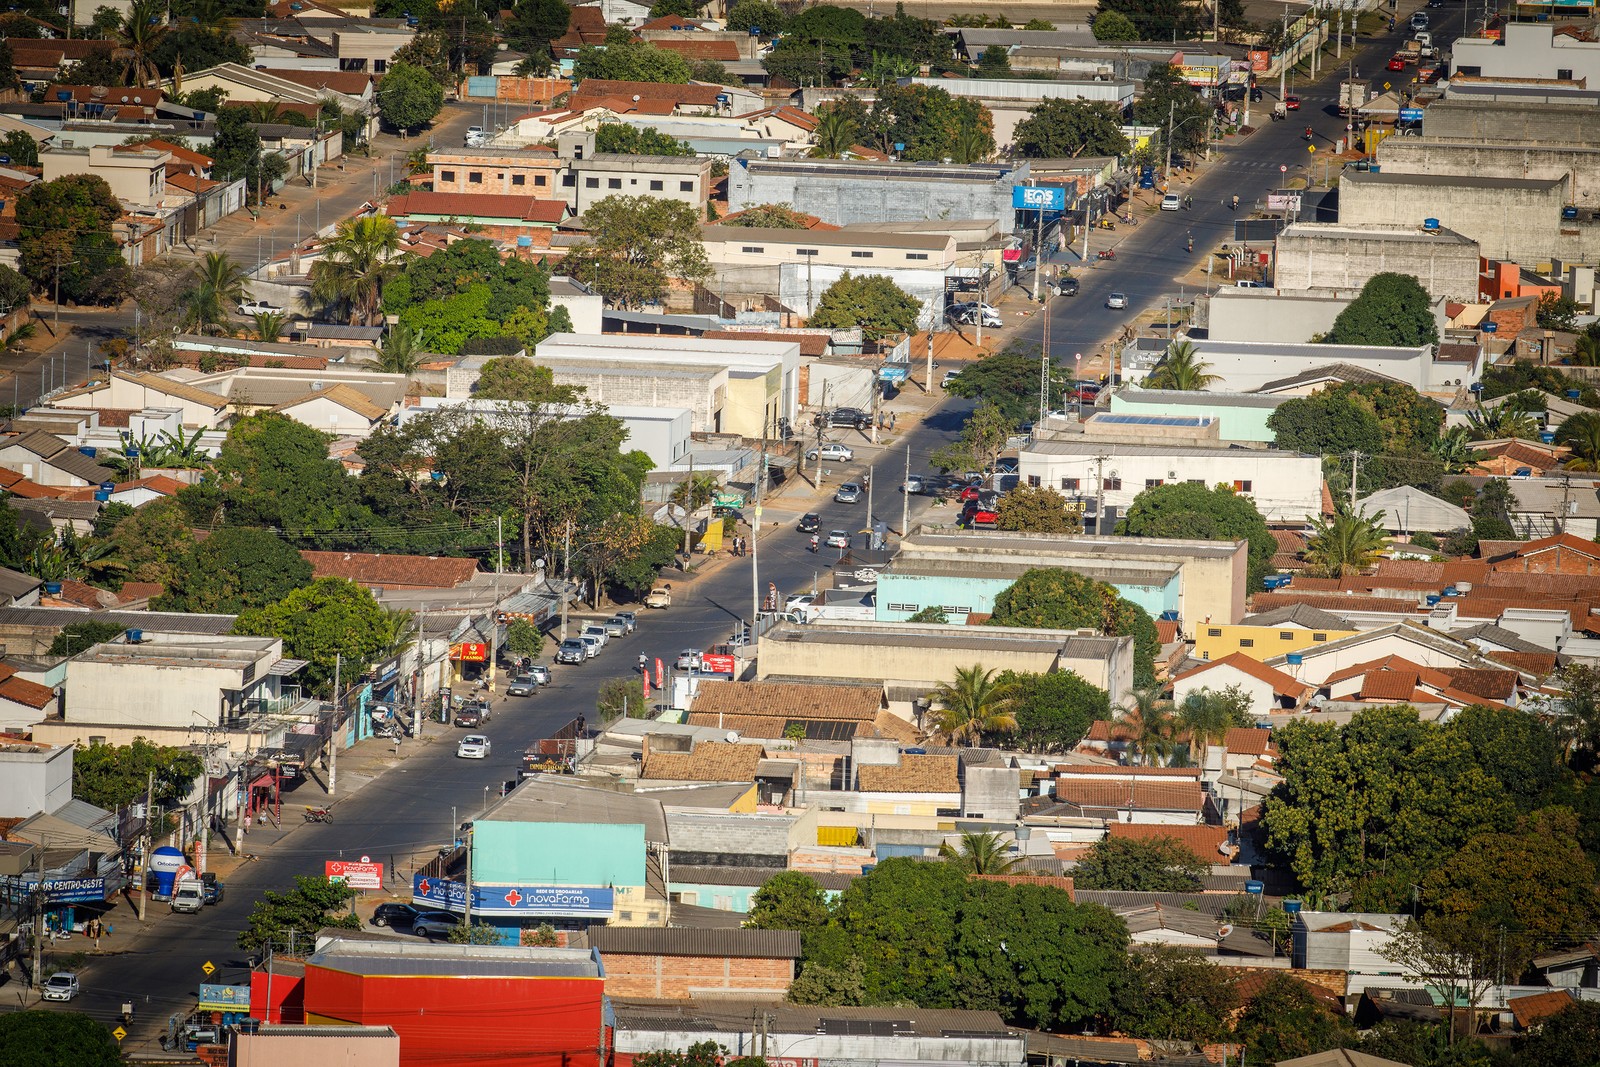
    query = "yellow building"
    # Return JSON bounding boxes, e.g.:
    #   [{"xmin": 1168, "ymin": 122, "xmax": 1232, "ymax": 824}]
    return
[{"xmin": 1192, "ymin": 604, "xmax": 1359, "ymax": 663}]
